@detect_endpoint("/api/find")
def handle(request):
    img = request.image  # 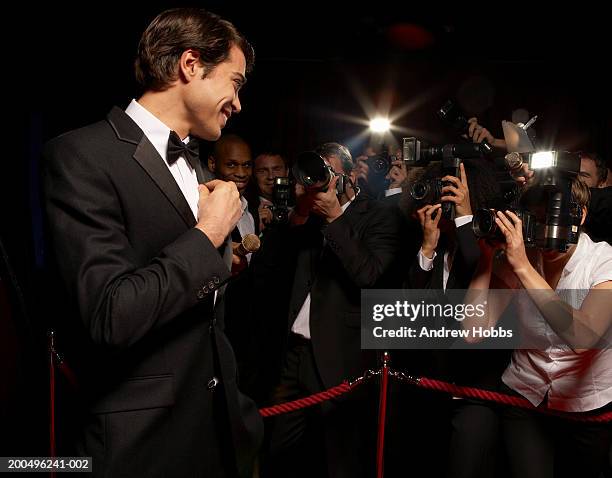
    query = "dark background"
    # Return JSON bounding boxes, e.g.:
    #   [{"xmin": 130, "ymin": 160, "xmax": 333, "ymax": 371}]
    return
[{"xmin": 3, "ymin": 2, "xmax": 611, "ymax": 455}]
